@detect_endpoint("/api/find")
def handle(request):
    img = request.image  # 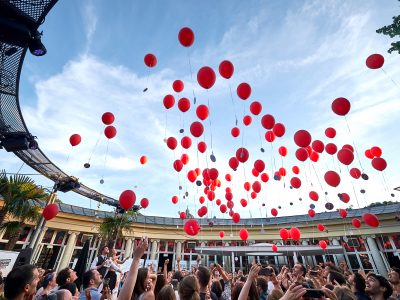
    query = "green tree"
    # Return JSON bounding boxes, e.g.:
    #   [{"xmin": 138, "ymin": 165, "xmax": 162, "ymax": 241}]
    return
[
  {"xmin": 99, "ymin": 215, "xmax": 132, "ymax": 247},
  {"xmin": 0, "ymin": 170, "xmax": 48, "ymax": 225},
  {"xmin": 376, "ymin": 7, "xmax": 400, "ymax": 54}
]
